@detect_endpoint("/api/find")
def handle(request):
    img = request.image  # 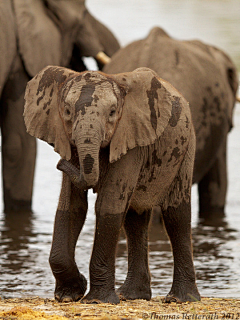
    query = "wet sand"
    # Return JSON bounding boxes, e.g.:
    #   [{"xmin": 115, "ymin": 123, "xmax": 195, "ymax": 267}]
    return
[{"xmin": 1, "ymin": 297, "xmax": 240, "ymax": 319}]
